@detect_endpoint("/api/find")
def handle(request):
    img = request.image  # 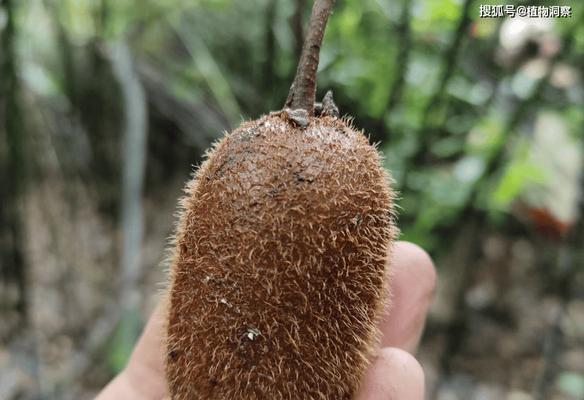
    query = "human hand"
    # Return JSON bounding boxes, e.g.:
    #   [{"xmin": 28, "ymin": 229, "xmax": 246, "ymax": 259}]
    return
[{"xmin": 96, "ymin": 241, "xmax": 436, "ymax": 399}]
